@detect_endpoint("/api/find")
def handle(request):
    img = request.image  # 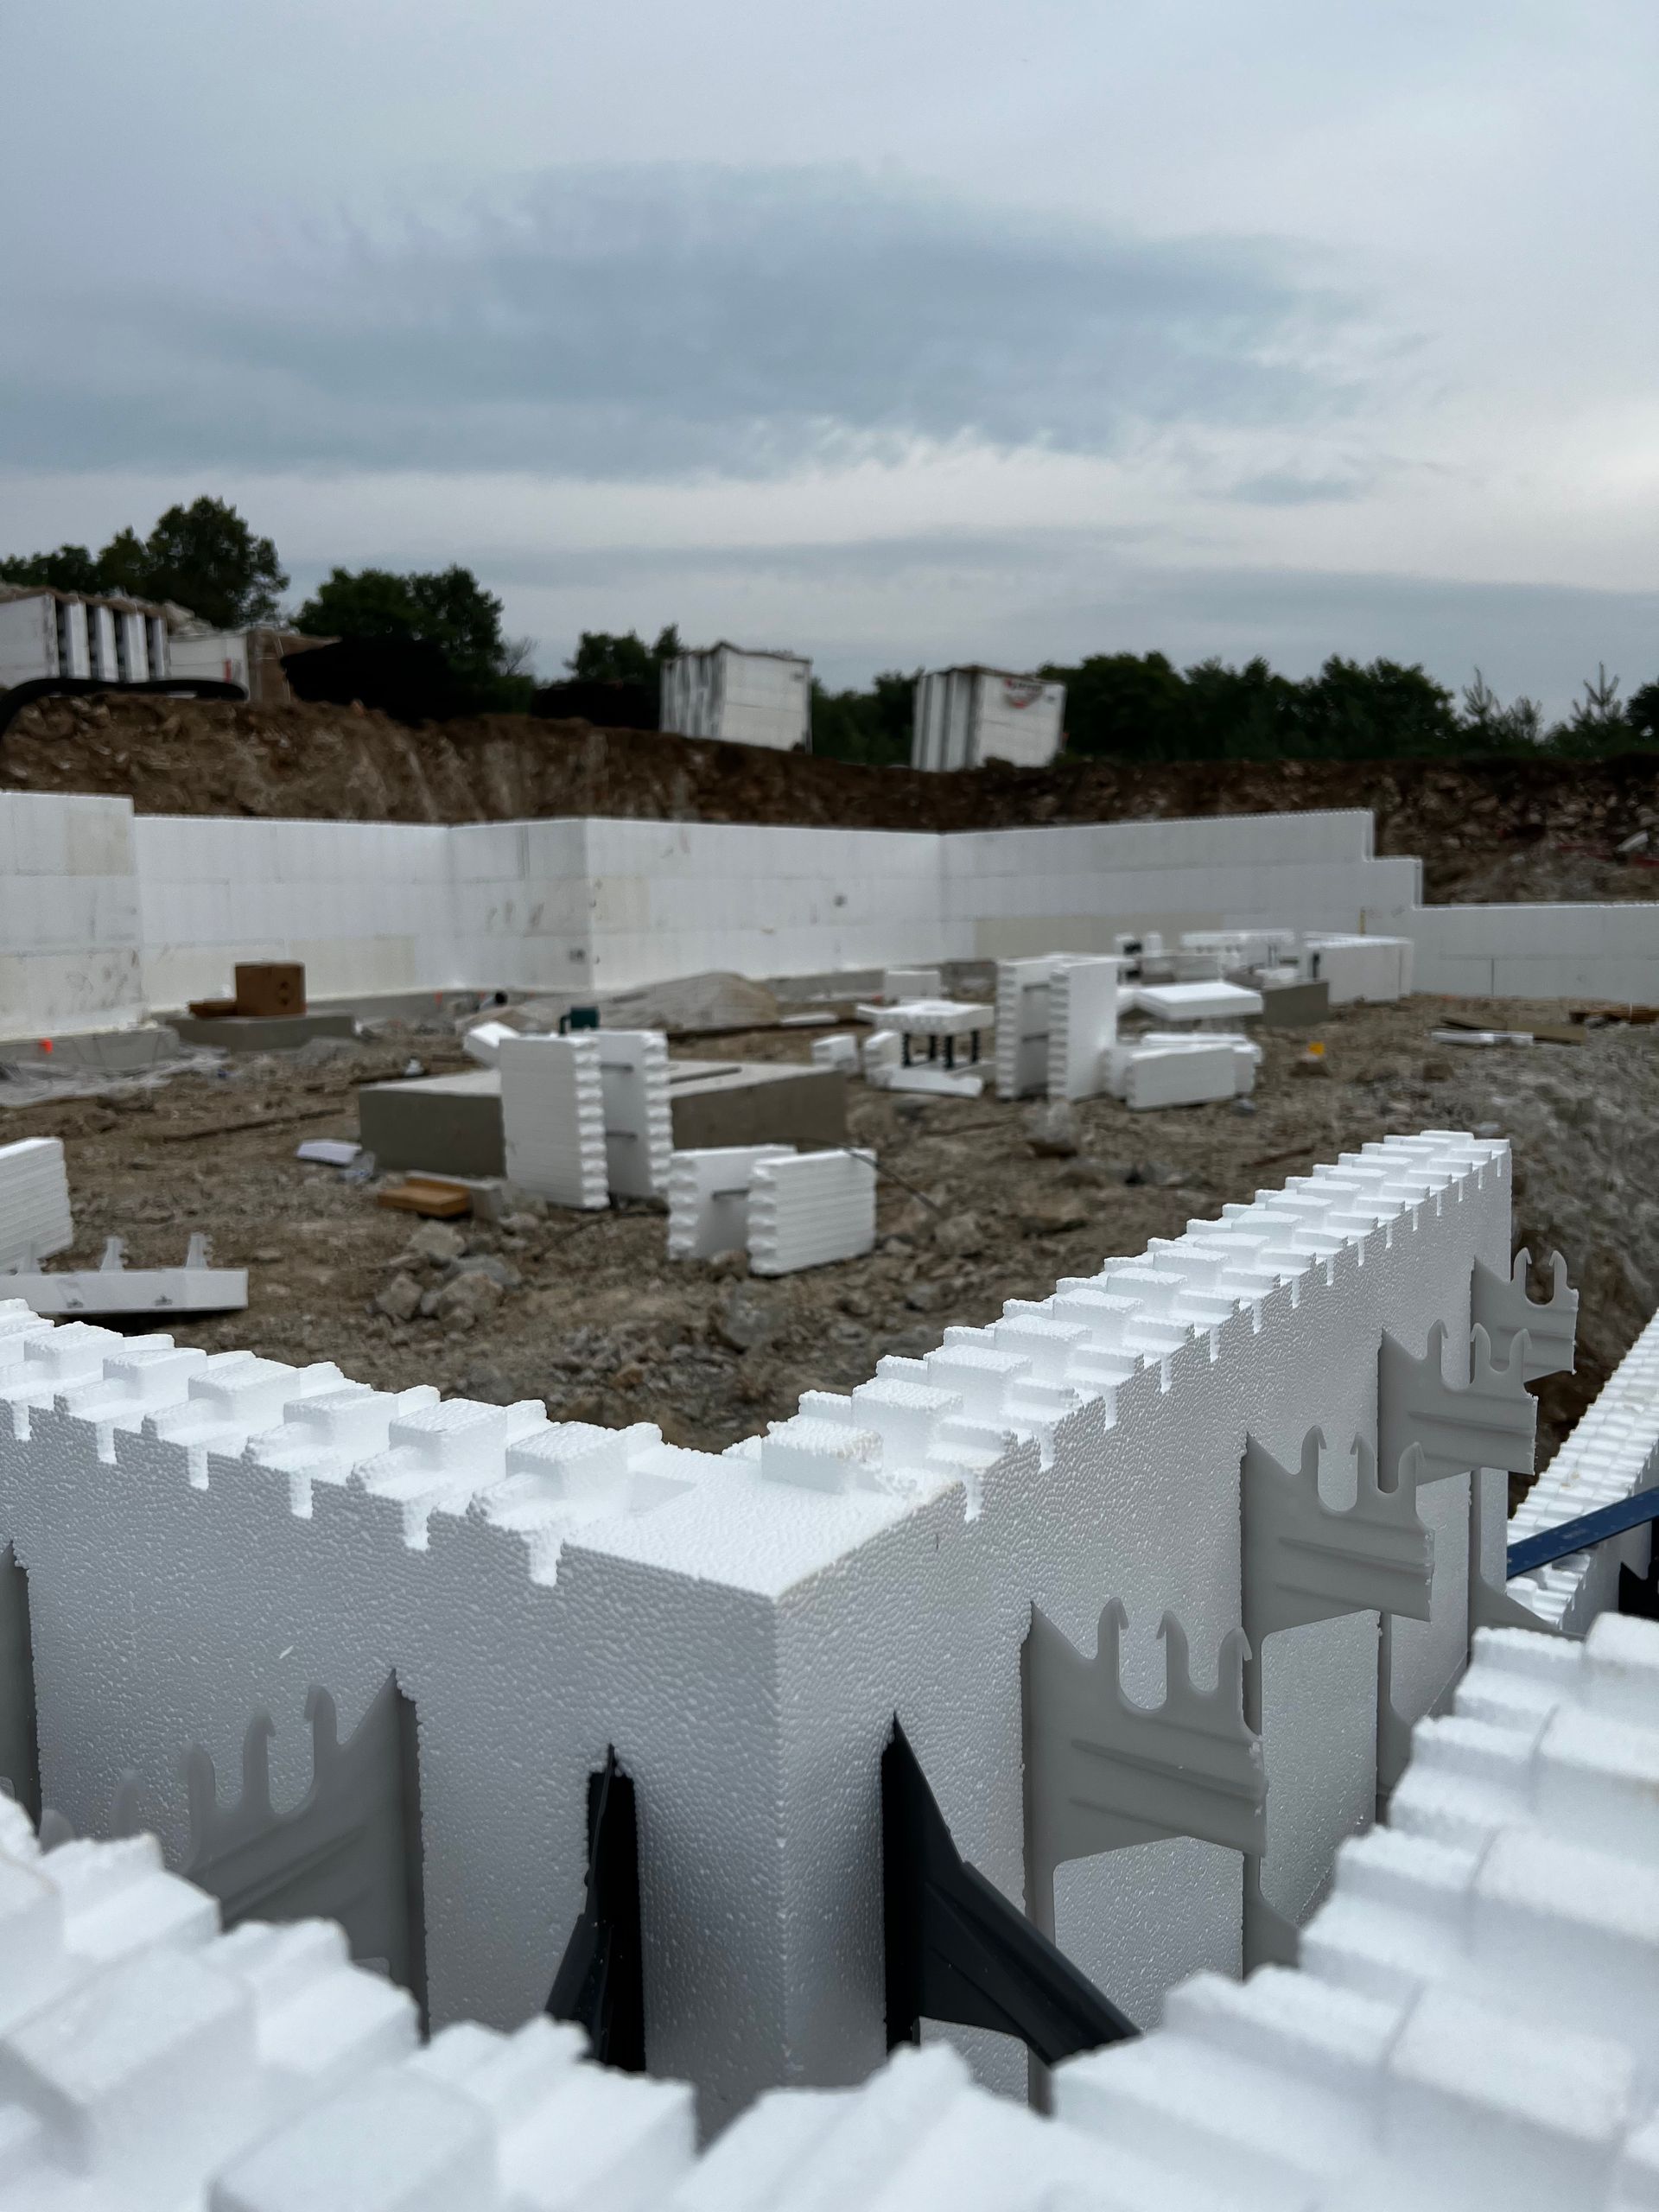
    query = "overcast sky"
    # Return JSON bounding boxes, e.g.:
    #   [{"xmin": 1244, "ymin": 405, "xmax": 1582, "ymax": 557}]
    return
[{"xmin": 3, "ymin": 1, "xmax": 1656, "ymax": 707}]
